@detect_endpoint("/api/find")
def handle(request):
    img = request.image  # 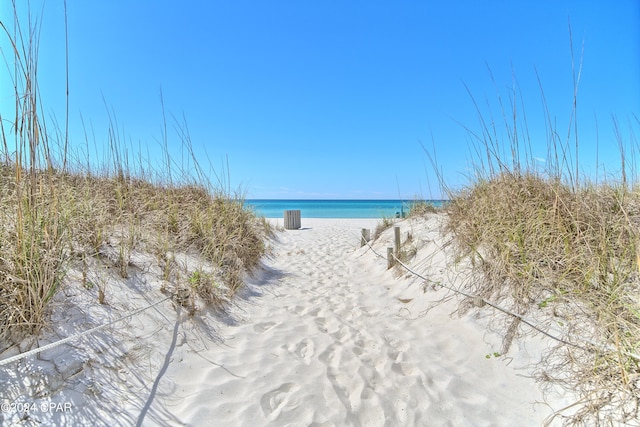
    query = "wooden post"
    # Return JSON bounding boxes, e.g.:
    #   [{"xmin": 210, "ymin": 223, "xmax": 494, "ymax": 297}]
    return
[
  {"xmin": 284, "ymin": 210, "xmax": 301, "ymax": 230},
  {"xmin": 360, "ymin": 228, "xmax": 371, "ymax": 247},
  {"xmin": 394, "ymin": 226, "xmax": 401, "ymax": 255},
  {"xmin": 387, "ymin": 247, "xmax": 394, "ymax": 269}
]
